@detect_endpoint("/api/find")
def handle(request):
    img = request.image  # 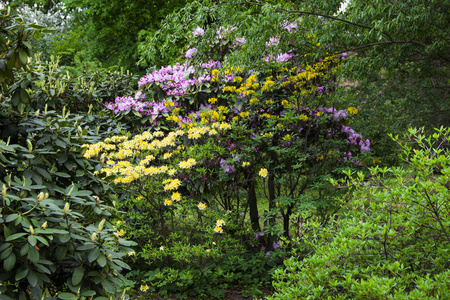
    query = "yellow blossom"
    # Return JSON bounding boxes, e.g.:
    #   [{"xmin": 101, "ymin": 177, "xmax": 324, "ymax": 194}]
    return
[
  {"xmin": 171, "ymin": 192, "xmax": 181, "ymax": 201},
  {"xmin": 347, "ymin": 107, "xmax": 358, "ymax": 114},
  {"xmin": 208, "ymin": 98, "xmax": 218, "ymax": 104},
  {"xmin": 259, "ymin": 168, "xmax": 268, "ymax": 178},
  {"xmin": 198, "ymin": 202, "xmax": 206, "ymax": 210}
]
